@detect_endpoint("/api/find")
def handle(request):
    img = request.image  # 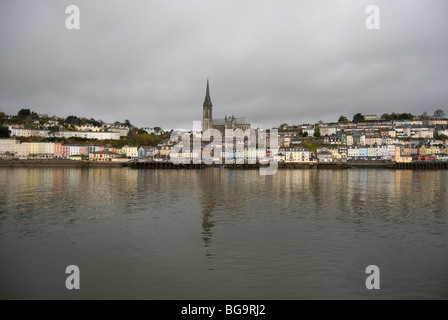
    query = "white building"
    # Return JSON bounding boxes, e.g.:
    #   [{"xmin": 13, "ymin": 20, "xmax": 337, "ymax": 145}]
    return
[
  {"xmin": 0, "ymin": 139, "xmax": 20, "ymax": 154},
  {"xmin": 280, "ymin": 147, "xmax": 314, "ymax": 163},
  {"xmin": 122, "ymin": 145, "xmax": 138, "ymax": 158},
  {"xmin": 9, "ymin": 128, "xmax": 121, "ymax": 140},
  {"xmin": 320, "ymin": 126, "xmax": 337, "ymax": 136},
  {"xmin": 364, "ymin": 114, "xmax": 378, "ymax": 121},
  {"xmin": 347, "ymin": 147, "xmax": 359, "ymax": 159}
]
